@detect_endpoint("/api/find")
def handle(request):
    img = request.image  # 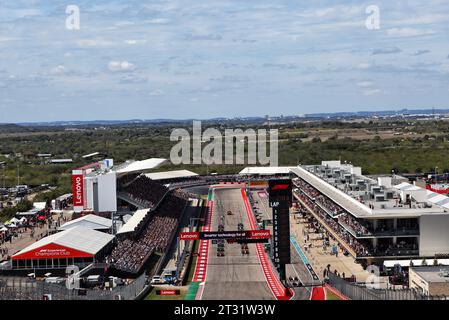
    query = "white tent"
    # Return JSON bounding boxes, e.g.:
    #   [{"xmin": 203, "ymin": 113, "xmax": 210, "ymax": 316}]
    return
[
  {"xmin": 122, "ymin": 214, "xmax": 132, "ymax": 223},
  {"xmin": 33, "ymin": 202, "xmax": 46, "ymax": 211}
]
